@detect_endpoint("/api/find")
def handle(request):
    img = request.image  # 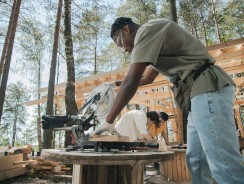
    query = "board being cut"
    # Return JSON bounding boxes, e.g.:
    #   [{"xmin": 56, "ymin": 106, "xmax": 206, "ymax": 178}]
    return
[{"xmin": 89, "ymin": 135, "xmax": 129, "ymax": 142}]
